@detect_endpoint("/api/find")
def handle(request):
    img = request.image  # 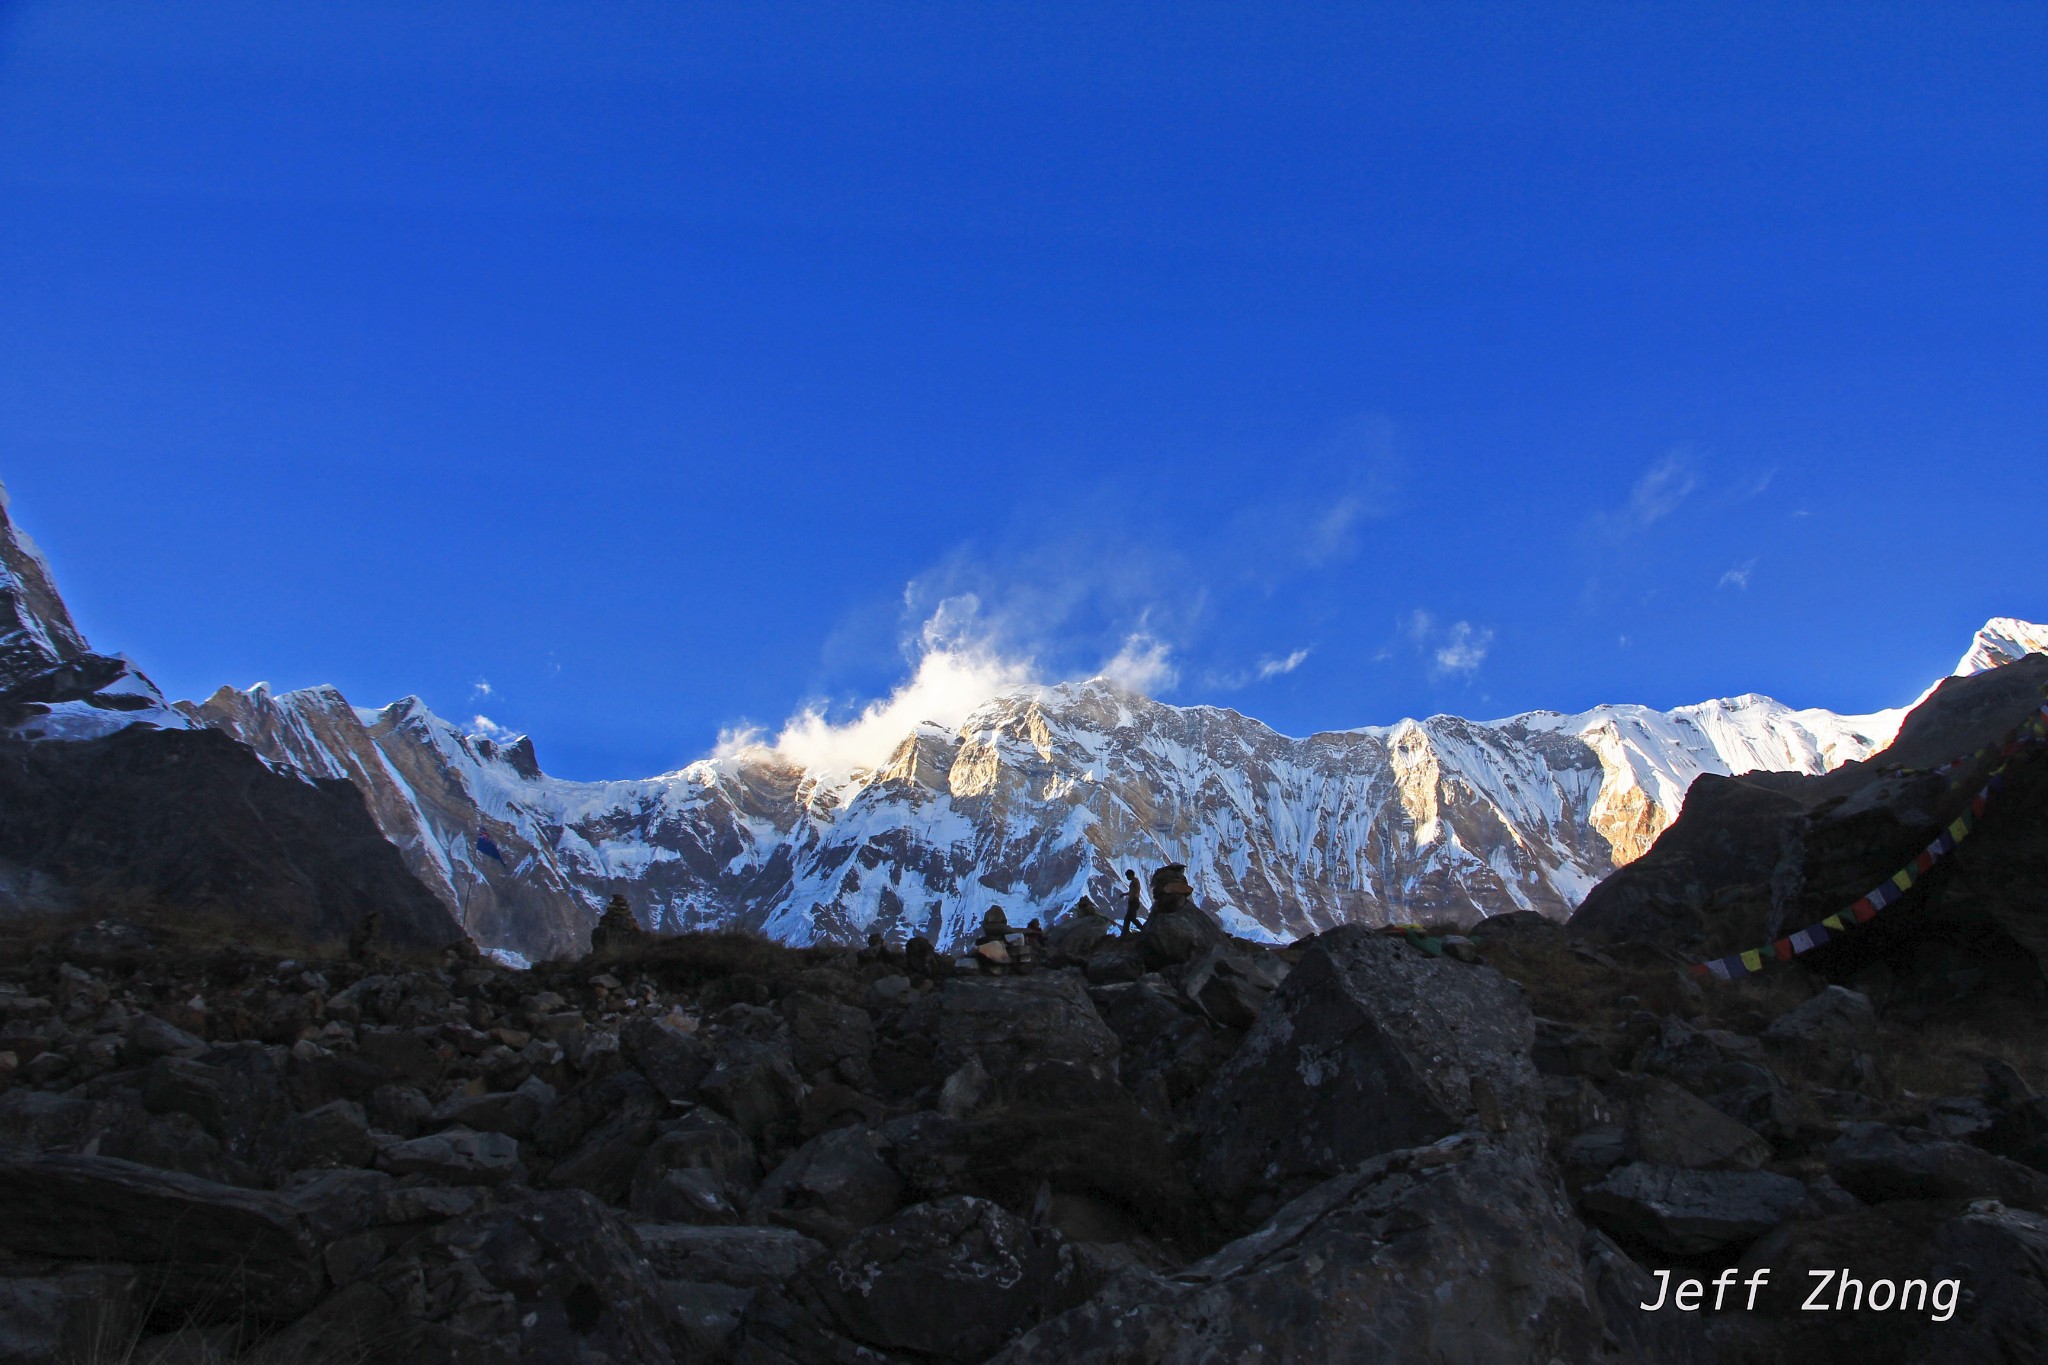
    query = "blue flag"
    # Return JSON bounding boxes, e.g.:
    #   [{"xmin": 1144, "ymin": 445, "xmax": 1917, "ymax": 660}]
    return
[{"xmin": 476, "ymin": 831, "xmax": 506, "ymax": 864}]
